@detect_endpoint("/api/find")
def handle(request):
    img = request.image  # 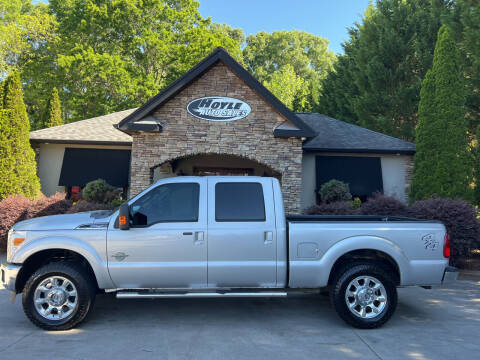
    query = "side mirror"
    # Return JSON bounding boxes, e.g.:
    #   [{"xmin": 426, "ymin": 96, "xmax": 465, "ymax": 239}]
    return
[{"xmin": 118, "ymin": 203, "xmax": 130, "ymax": 230}]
